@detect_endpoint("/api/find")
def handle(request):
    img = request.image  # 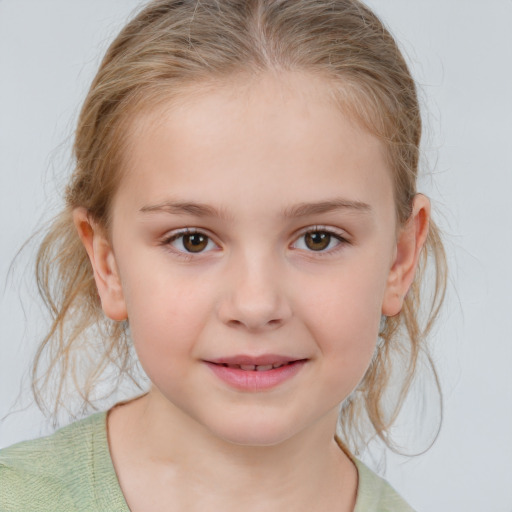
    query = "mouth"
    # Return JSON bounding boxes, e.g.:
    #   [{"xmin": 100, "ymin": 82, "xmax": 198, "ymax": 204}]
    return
[
  {"xmin": 207, "ymin": 354, "xmax": 306, "ymax": 369},
  {"xmin": 204, "ymin": 356, "xmax": 307, "ymax": 391},
  {"xmin": 215, "ymin": 361, "xmax": 299, "ymax": 371}
]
